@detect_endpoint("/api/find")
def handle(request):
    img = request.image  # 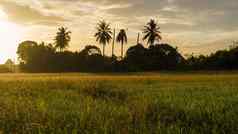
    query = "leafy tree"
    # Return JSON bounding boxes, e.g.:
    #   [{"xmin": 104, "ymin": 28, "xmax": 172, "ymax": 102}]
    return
[
  {"xmin": 143, "ymin": 19, "xmax": 162, "ymax": 46},
  {"xmin": 5, "ymin": 59, "xmax": 15, "ymax": 72},
  {"xmin": 5, "ymin": 59, "xmax": 14, "ymax": 65},
  {"xmin": 17, "ymin": 41, "xmax": 38, "ymax": 63},
  {"xmin": 17, "ymin": 41, "xmax": 56, "ymax": 72},
  {"xmin": 116, "ymin": 29, "xmax": 127, "ymax": 58},
  {"xmin": 80, "ymin": 45, "xmax": 102, "ymax": 56},
  {"xmin": 94, "ymin": 20, "xmax": 112, "ymax": 56},
  {"xmin": 147, "ymin": 44, "xmax": 184, "ymax": 70},
  {"xmin": 125, "ymin": 43, "xmax": 147, "ymax": 71},
  {"xmin": 54, "ymin": 27, "xmax": 71, "ymax": 52}
]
